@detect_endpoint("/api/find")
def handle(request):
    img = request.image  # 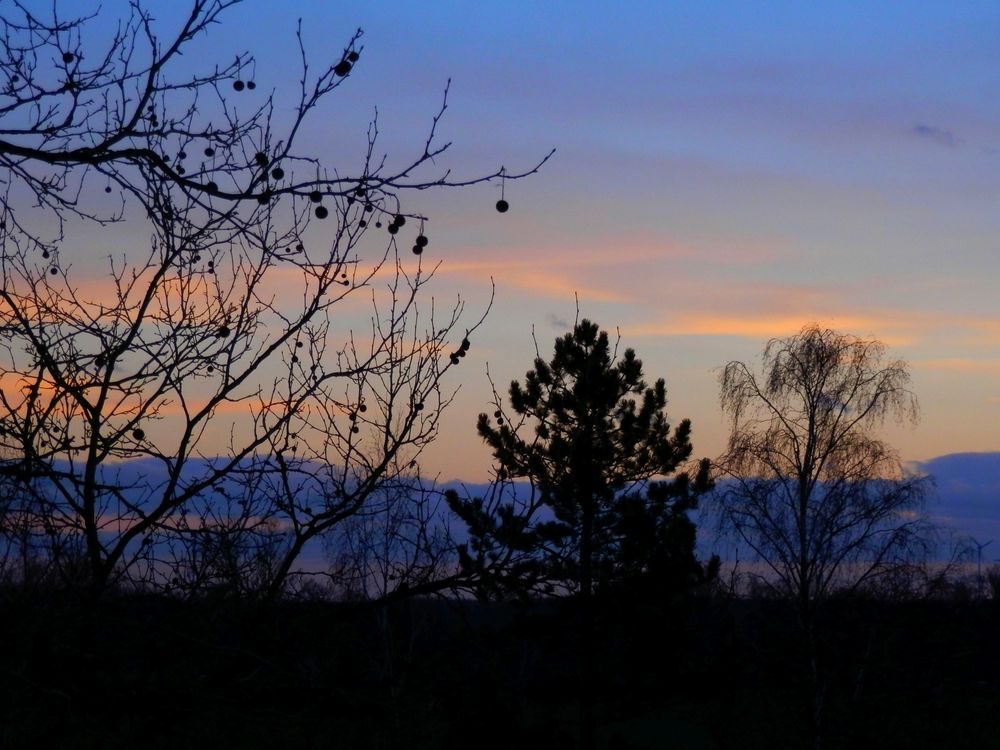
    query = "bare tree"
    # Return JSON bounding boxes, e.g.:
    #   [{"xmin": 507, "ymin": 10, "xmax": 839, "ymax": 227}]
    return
[
  {"xmin": 0, "ymin": 1, "xmax": 550, "ymax": 598},
  {"xmin": 713, "ymin": 323, "xmax": 932, "ymax": 747}
]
